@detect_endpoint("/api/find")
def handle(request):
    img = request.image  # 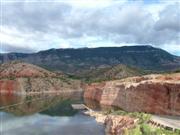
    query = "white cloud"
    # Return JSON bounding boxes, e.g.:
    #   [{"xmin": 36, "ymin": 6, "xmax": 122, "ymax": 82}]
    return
[
  {"xmin": 65, "ymin": 0, "xmax": 119, "ymax": 8},
  {"xmin": 162, "ymin": 44, "xmax": 180, "ymax": 55},
  {"xmin": 0, "ymin": 0, "xmax": 179, "ymax": 55}
]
